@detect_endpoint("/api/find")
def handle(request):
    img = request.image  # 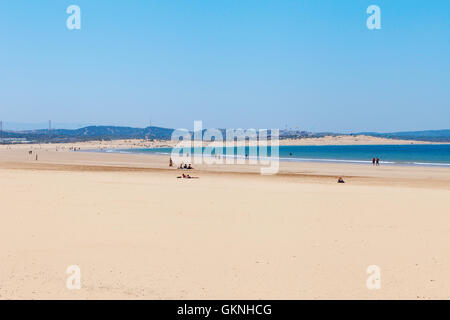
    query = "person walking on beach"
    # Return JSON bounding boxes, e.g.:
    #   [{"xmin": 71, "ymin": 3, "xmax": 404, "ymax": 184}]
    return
[
  {"xmin": 376, "ymin": 157, "xmax": 380, "ymax": 166},
  {"xmin": 372, "ymin": 157, "xmax": 376, "ymax": 166}
]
